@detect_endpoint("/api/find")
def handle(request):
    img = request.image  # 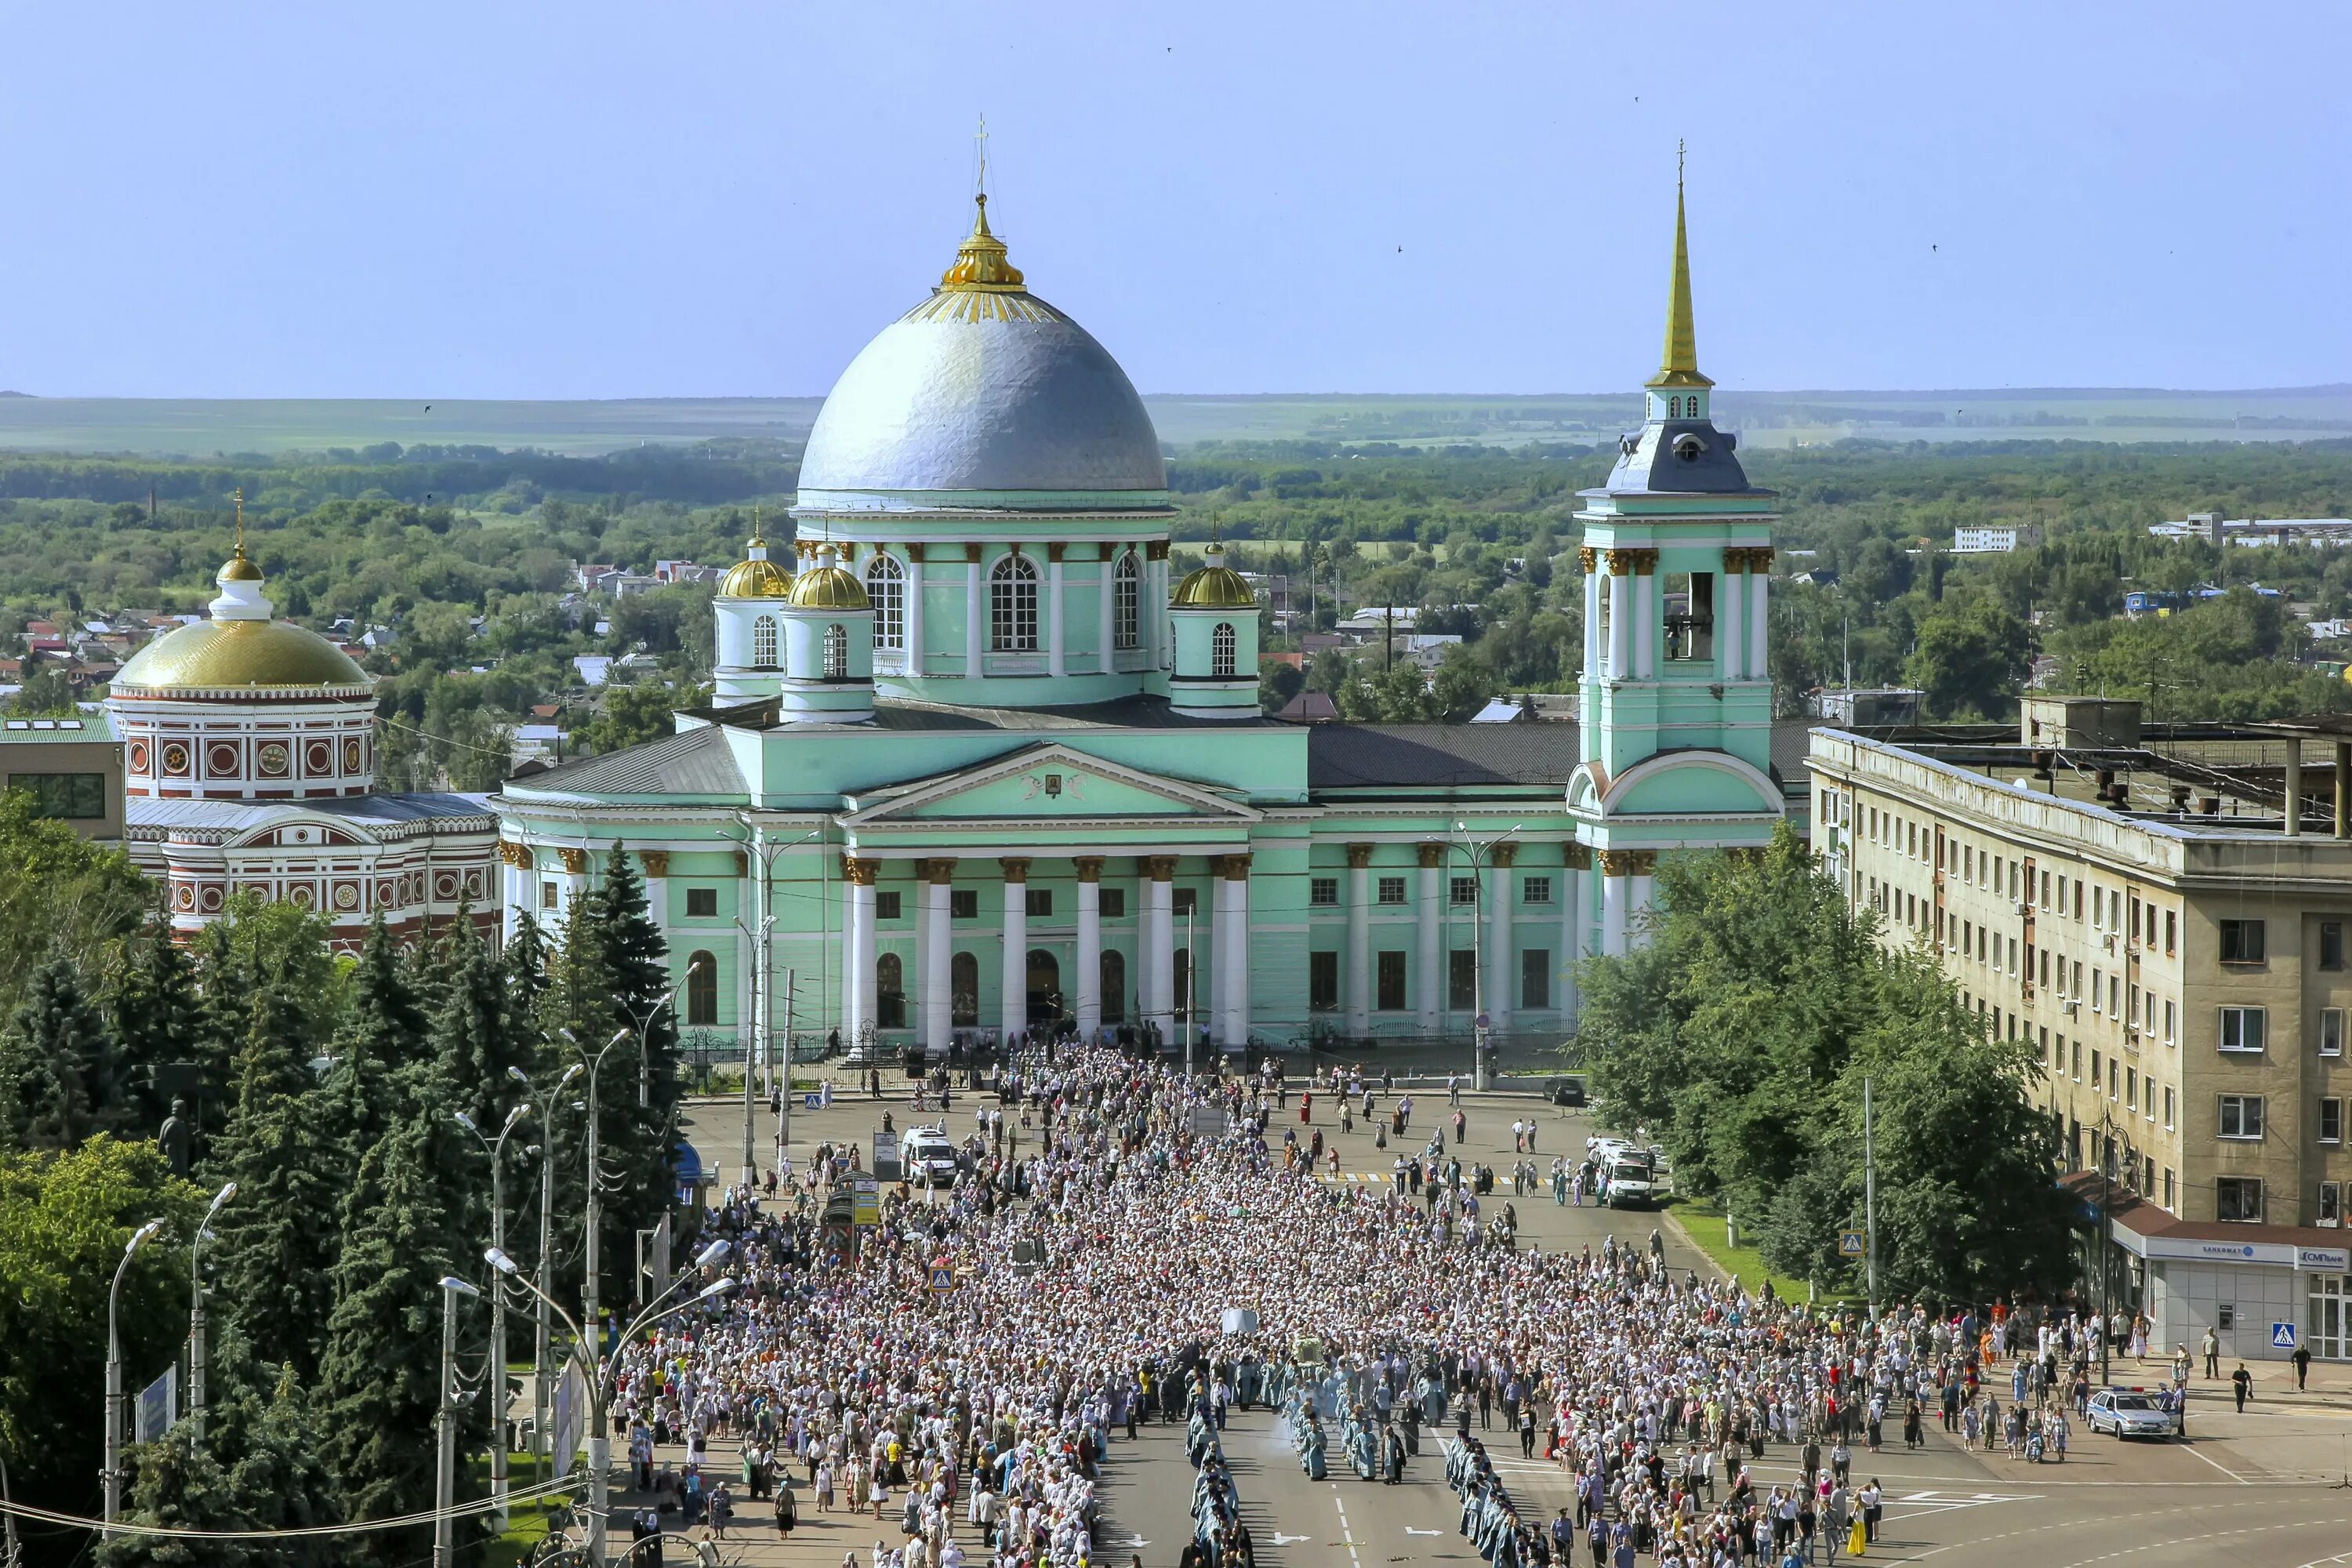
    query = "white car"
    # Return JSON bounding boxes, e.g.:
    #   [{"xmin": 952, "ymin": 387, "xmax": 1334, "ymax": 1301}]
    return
[
  {"xmin": 2084, "ymin": 1388, "xmax": 2179, "ymax": 1440},
  {"xmin": 899, "ymin": 1126, "xmax": 961, "ymax": 1187}
]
